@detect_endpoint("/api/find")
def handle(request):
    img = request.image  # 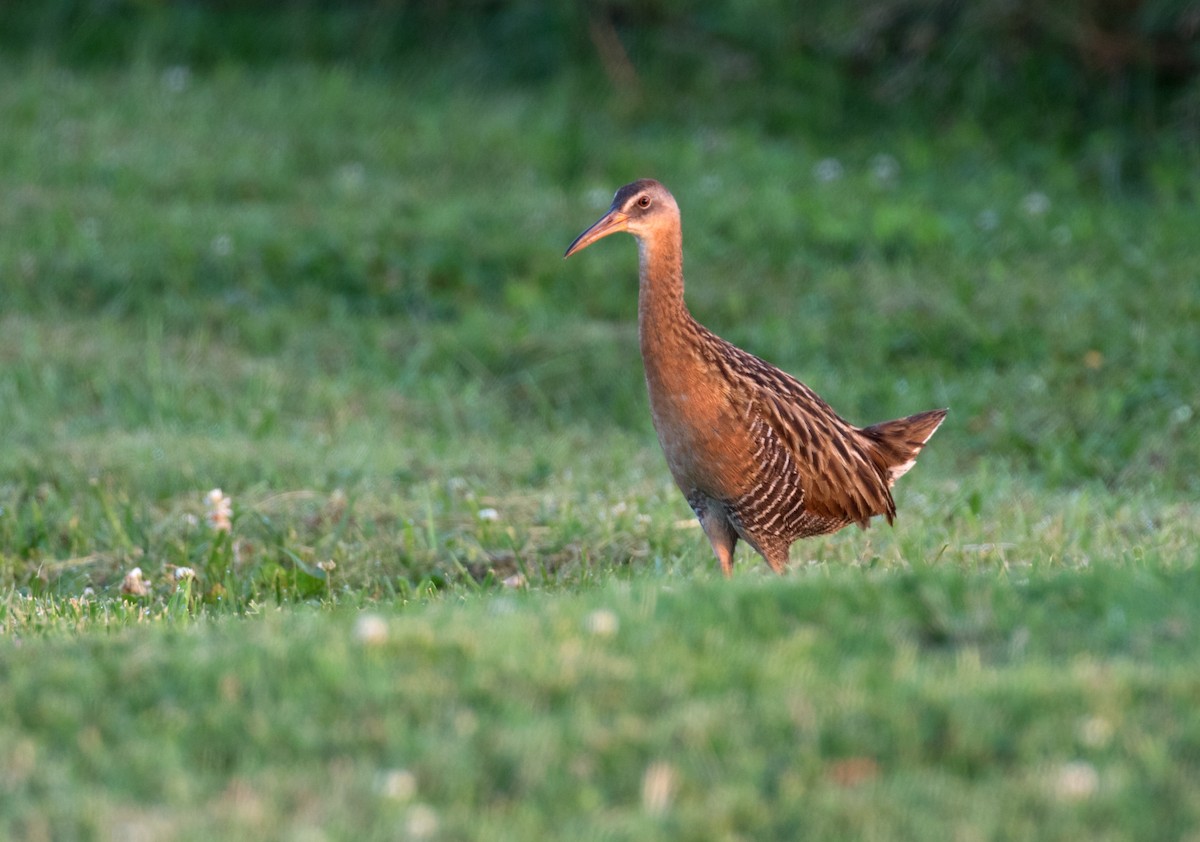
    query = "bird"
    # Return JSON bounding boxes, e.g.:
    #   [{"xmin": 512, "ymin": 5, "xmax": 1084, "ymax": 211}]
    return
[{"xmin": 564, "ymin": 178, "xmax": 946, "ymax": 576}]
